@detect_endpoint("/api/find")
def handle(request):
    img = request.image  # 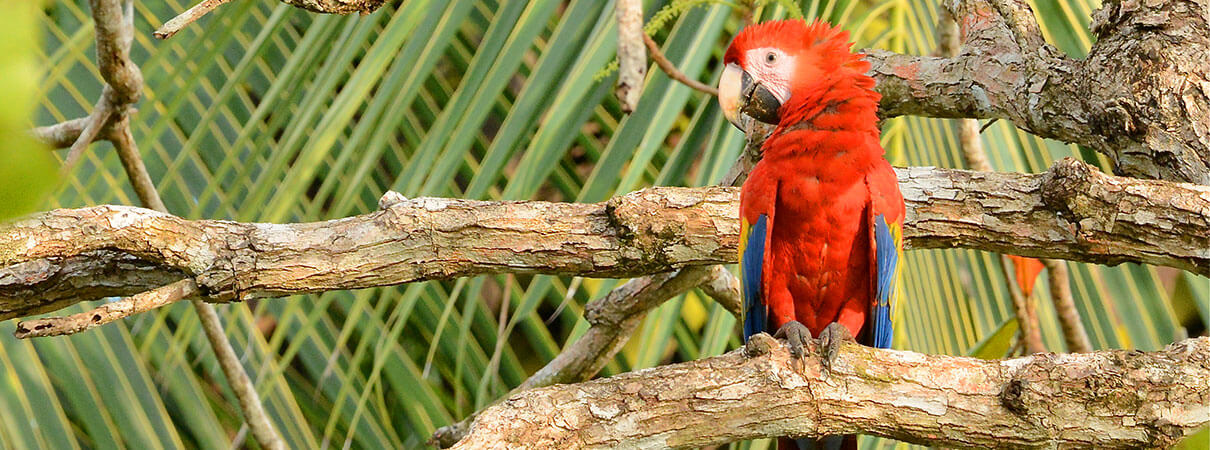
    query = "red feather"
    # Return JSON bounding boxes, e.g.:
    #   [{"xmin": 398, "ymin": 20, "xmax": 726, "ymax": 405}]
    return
[
  {"xmin": 734, "ymin": 19, "xmax": 902, "ymax": 340},
  {"xmin": 730, "ymin": 19, "xmax": 907, "ymax": 450}
]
